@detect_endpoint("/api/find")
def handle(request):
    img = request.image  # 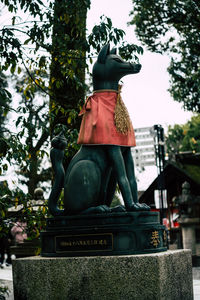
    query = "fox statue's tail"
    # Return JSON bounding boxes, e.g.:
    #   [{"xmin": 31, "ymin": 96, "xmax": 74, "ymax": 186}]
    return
[{"xmin": 48, "ymin": 132, "xmax": 67, "ymax": 216}]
